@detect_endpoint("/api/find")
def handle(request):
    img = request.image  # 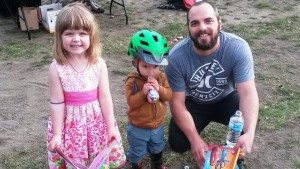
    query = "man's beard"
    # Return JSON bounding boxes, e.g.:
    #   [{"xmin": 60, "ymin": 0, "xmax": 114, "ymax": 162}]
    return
[{"xmin": 190, "ymin": 29, "xmax": 219, "ymax": 50}]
